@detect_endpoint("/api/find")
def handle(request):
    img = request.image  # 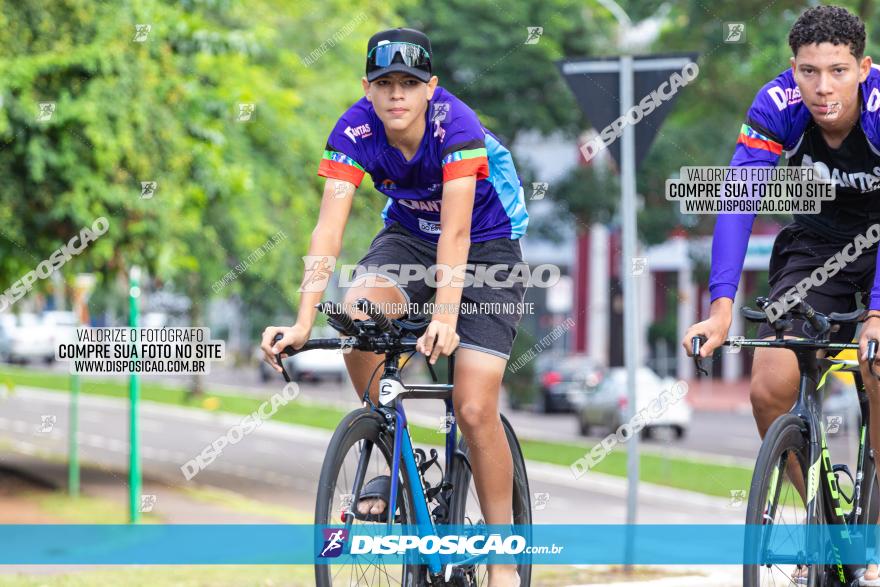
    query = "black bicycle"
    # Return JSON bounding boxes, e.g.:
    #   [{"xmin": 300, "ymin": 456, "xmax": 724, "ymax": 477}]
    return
[
  {"xmin": 275, "ymin": 298, "xmax": 532, "ymax": 586},
  {"xmin": 693, "ymin": 297, "xmax": 880, "ymax": 586}
]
